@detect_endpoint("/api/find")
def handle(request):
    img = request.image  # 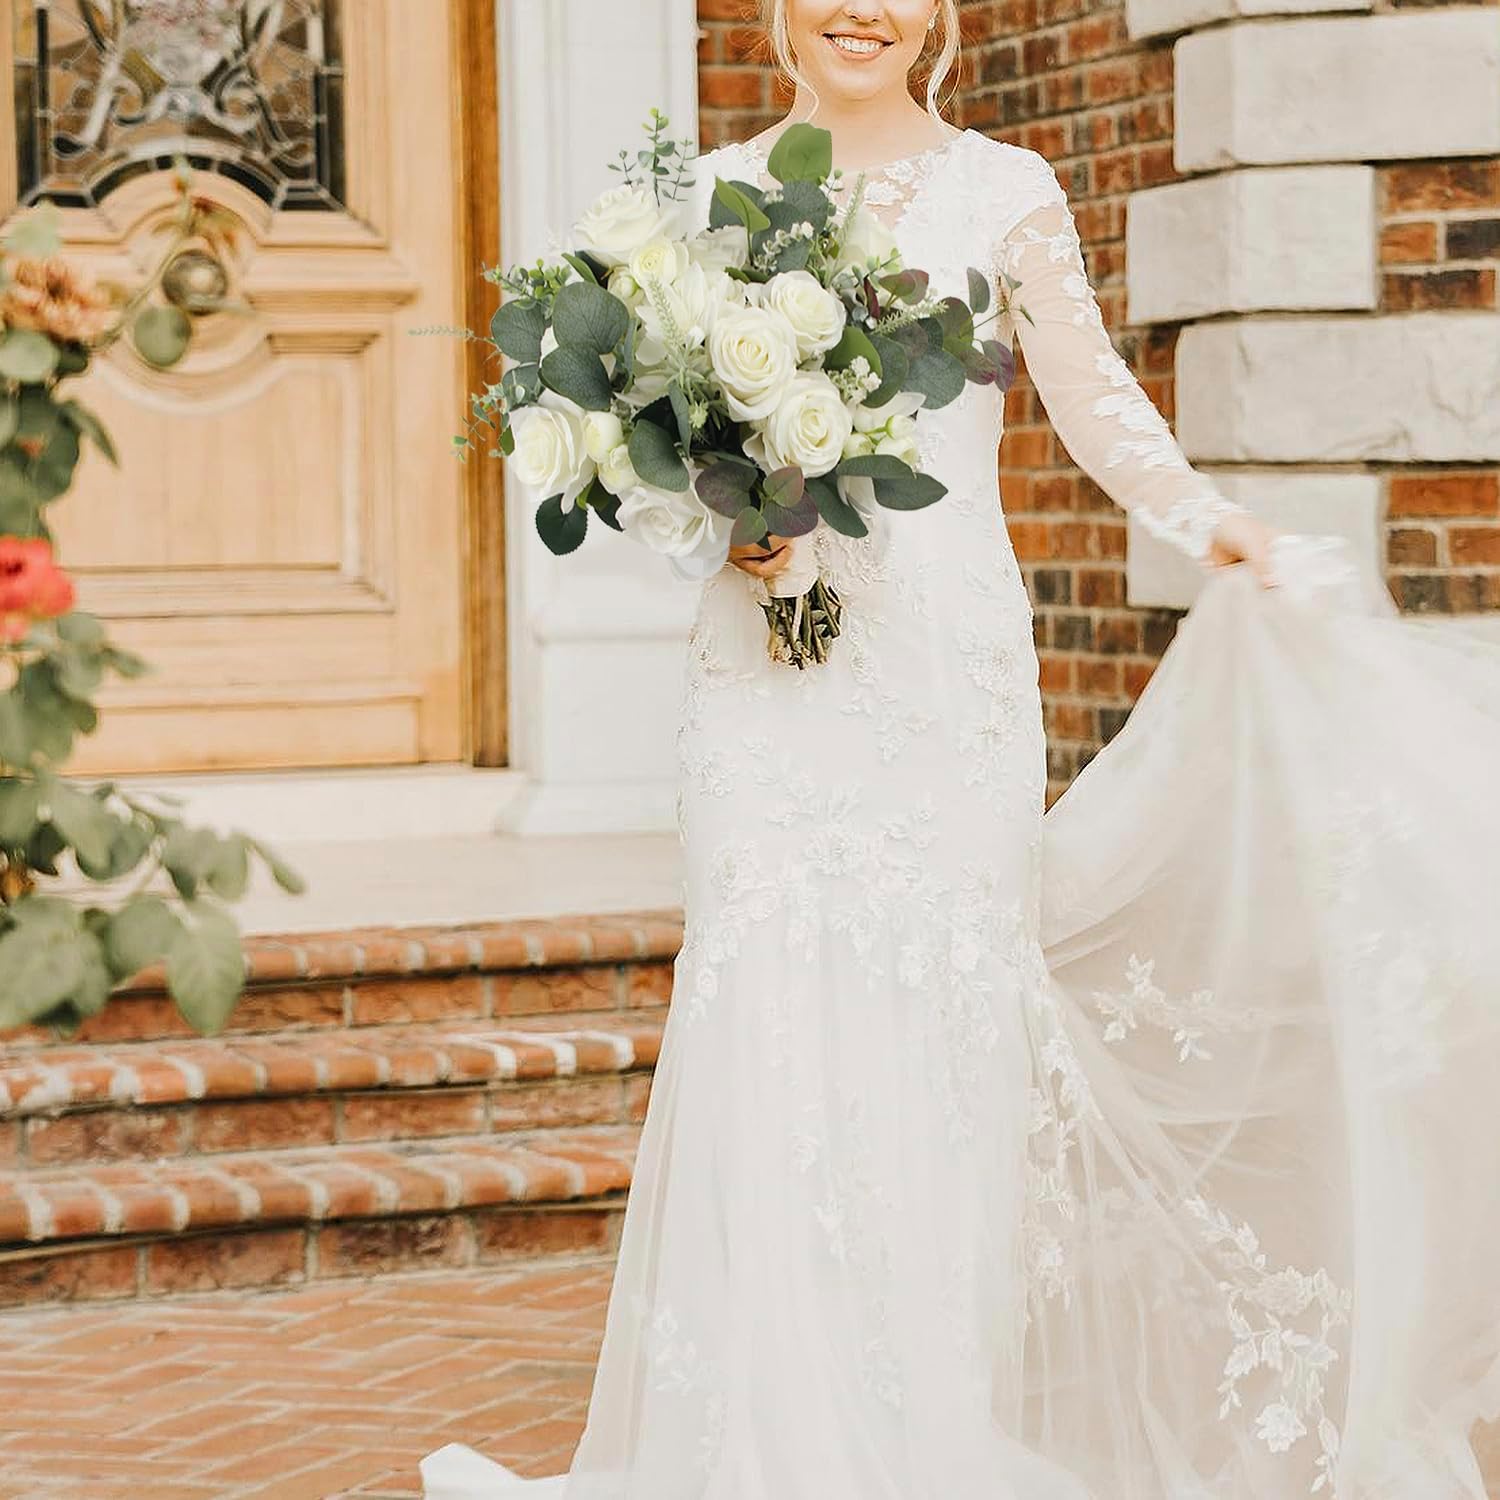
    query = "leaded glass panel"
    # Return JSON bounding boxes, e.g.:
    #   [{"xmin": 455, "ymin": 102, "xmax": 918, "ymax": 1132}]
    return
[{"xmin": 13, "ymin": 0, "xmax": 346, "ymax": 210}]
